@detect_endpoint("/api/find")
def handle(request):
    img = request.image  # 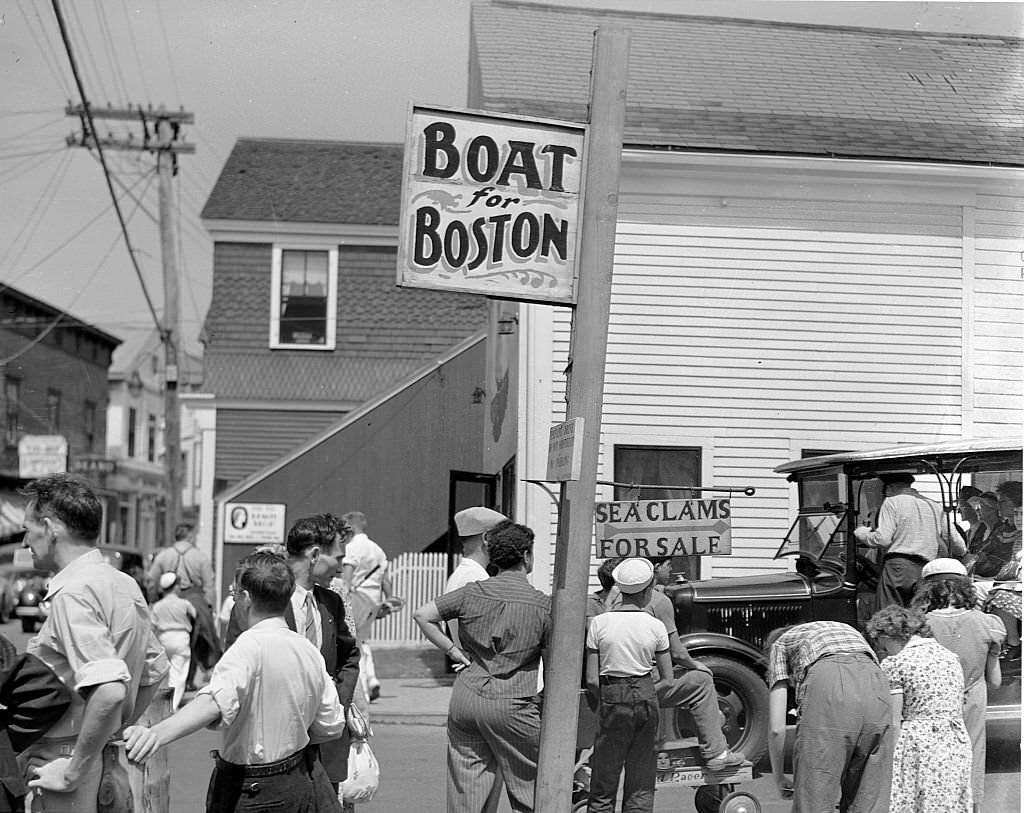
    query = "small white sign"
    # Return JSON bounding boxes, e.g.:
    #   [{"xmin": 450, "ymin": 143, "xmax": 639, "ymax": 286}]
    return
[
  {"xmin": 18, "ymin": 435, "xmax": 67, "ymax": 479},
  {"xmin": 547, "ymin": 417, "xmax": 583, "ymax": 482},
  {"xmin": 223, "ymin": 502, "xmax": 286, "ymax": 544},
  {"xmin": 593, "ymin": 499, "xmax": 733, "ymax": 558}
]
